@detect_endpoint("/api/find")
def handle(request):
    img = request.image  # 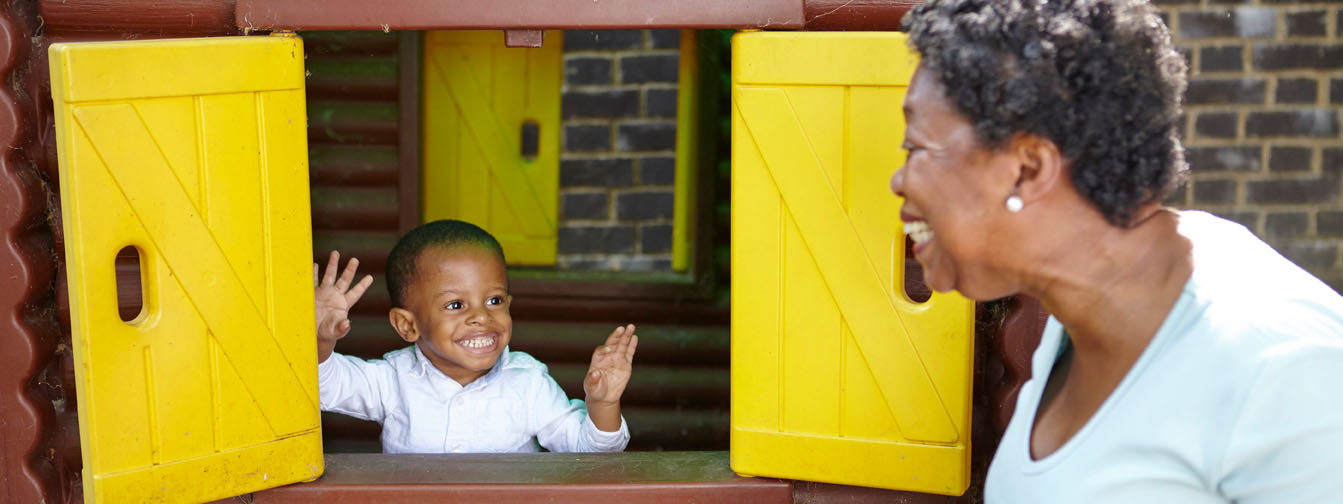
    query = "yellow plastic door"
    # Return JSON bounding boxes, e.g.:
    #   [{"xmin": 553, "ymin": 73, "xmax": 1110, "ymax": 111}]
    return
[
  {"xmin": 422, "ymin": 30, "xmax": 562, "ymax": 265},
  {"xmin": 50, "ymin": 34, "xmax": 322, "ymax": 503},
  {"xmin": 730, "ymin": 32, "xmax": 976, "ymax": 495}
]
